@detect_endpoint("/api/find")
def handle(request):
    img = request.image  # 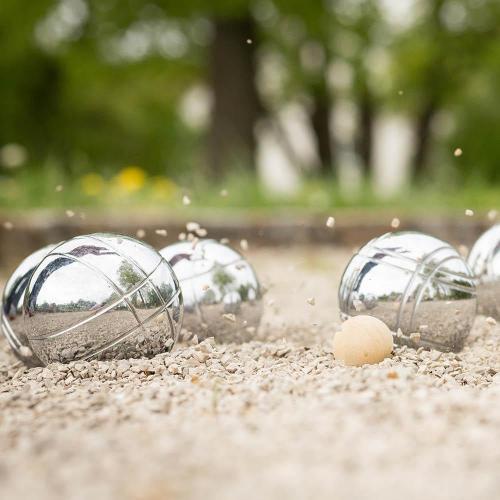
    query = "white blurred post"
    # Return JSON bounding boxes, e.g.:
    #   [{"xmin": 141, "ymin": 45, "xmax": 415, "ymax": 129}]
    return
[{"xmin": 373, "ymin": 114, "xmax": 414, "ymax": 197}]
